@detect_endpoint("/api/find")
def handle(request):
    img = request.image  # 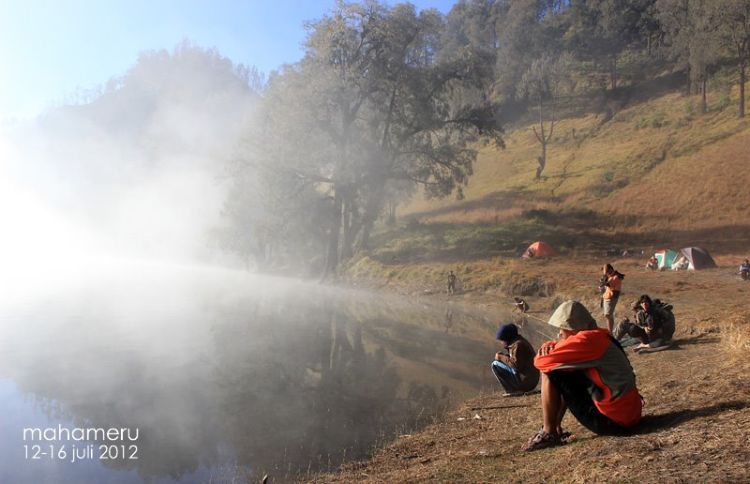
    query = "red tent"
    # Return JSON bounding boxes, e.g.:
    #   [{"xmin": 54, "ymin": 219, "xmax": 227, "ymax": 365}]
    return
[{"xmin": 522, "ymin": 241, "xmax": 556, "ymax": 259}]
